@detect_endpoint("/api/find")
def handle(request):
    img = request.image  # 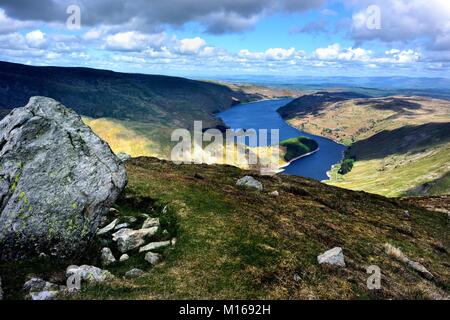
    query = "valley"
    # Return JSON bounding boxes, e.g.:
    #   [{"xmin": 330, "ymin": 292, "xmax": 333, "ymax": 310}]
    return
[{"xmin": 279, "ymin": 93, "xmax": 450, "ymax": 196}]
